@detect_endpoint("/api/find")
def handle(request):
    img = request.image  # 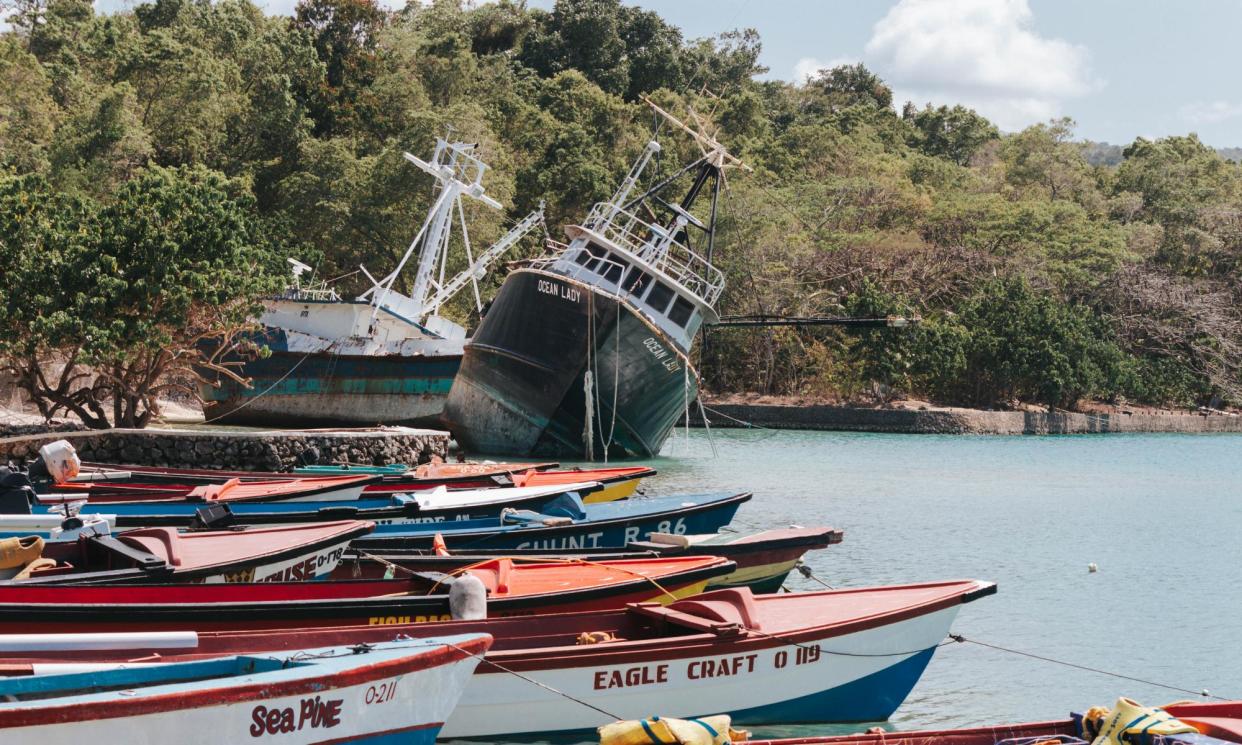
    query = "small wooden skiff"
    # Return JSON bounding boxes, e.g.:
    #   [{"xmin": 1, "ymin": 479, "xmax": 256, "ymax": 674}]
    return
[
  {"xmin": 43, "ymin": 474, "xmax": 378, "ymax": 504},
  {"xmin": 337, "ymin": 526, "xmax": 843, "ymax": 593},
  {"xmin": 0, "ymin": 634, "xmax": 491, "ymax": 745},
  {"xmin": 0, "ymin": 520, "xmax": 373, "ymax": 585},
  {"xmin": 29, "ymin": 481, "xmax": 605, "ymax": 528},
  {"xmin": 0, "ymin": 555, "xmax": 734, "ymax": 632}
]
